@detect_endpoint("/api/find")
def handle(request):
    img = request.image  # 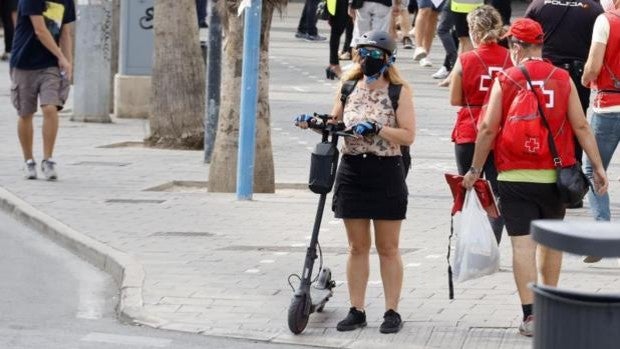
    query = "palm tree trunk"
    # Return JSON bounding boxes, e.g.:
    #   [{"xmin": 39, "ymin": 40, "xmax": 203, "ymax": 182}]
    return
[{"xmin": 147, "ymin": 0, "xmax": 205, "ymax": 149}]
